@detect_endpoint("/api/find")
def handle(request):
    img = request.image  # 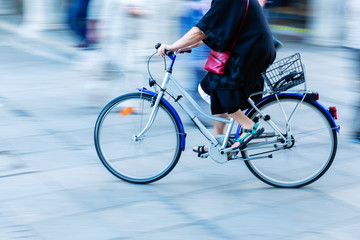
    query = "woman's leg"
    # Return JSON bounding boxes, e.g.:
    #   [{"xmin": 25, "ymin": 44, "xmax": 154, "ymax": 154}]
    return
[
  {"xmin": 193, "ymin": 113, "xmax": 227, "ymax": 153},
  {"xmin": 228, "ymin": 109, "xmax": 262, "ymax": 149},
  {"xmin": 194, "ymin": 84, "xmax": 228, "ymax": 152},
  {"xmin": 228, "ymin": 109, "xmax": 254, "ymax": 130},
  {"xmin": 214, "ymin": 113, "xmax": 228, "ymax": 135},
  {"xmin": 194, "ymin": 109, "xmax": 262, "ymax": 152}
]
